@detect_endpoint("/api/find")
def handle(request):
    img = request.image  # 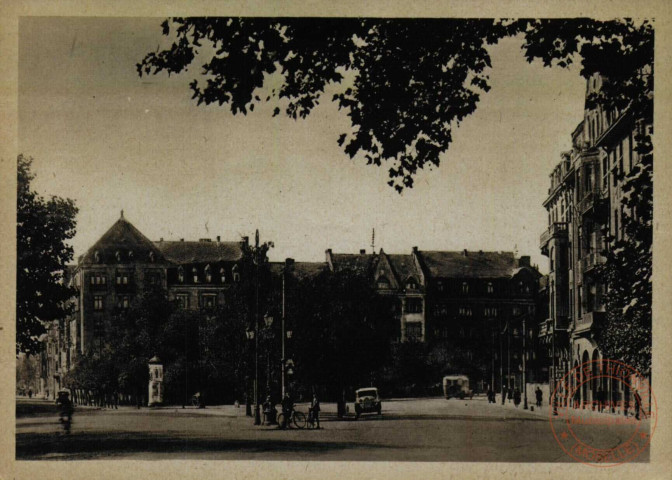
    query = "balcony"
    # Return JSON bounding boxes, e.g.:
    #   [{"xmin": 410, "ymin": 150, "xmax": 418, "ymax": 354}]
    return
[
  {"xmin": 577, "ymin": 190, "xmax": 608, "ymax": 217},
  {"xmin": 574, "ymin": 311, "xmax": 605, "ymax": 334},
  {"xmin": 580, "ymin": 253, "xmax": 606, "ymax": 275},
  {"xmin": 538, "ymin": 321, "xmax": 549, "ymax": 337},
  {"xmin": 540, "ymin": 222, "xmax": 568, "ymax": 254}
]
